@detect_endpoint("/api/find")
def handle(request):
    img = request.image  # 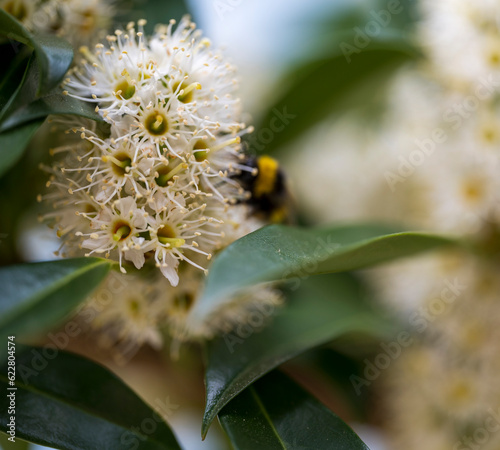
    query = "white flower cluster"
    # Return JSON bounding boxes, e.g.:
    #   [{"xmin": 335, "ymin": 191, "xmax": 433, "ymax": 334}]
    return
[
  {"xmin": 43, "ymin": 18, "xmax": 255, "ymax": 287},
  {"xmin": 288, "ymin": 68, "xmax": 500, "ymax": 236},
  {"xmin": 286, "ymin": 0, "xmax": 500, "ymax": 448},
  {"xmin": 374, "ymin": 251, "xmax": 500, "ymax": 450},
  {"xmin": 420, "ymin": 0, "xmax": 500, "ymax": 90},
  {"xmin": 81, "ymin": 269, "xmax": 282, "ymax": 362},
  {"xmin": 40, "ymin": 17, "xmax": 281, "ymax": 351}
]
